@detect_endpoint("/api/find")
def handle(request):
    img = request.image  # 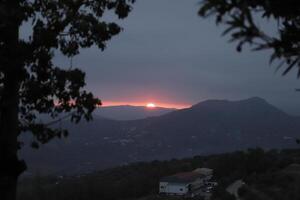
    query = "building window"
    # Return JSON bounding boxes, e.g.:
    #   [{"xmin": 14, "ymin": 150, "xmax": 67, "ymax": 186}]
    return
[
  {"xmin": 180, "ymin": 188, "xmax": 183, "ymax": 191},
  {"xmin": 160, "ymin": 186, "xmax": 164, "ymax": 189}
]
